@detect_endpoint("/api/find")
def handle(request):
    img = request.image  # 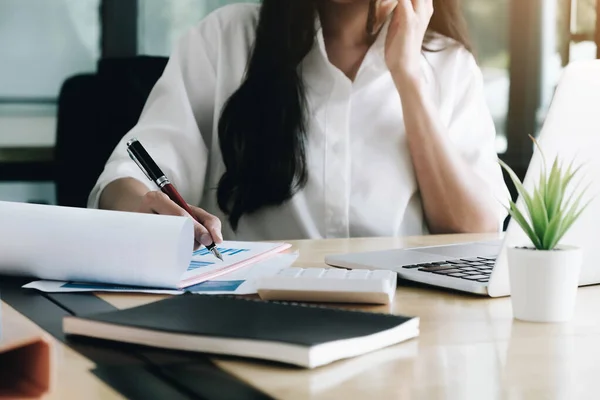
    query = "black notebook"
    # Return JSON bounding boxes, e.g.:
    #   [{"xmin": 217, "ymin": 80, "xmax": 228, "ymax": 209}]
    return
[{"xmin": 63, "ymin": 295, "xmax": 419, "ymax": 368}]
